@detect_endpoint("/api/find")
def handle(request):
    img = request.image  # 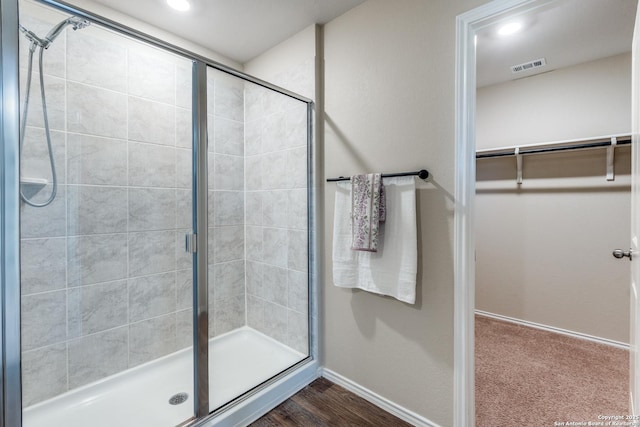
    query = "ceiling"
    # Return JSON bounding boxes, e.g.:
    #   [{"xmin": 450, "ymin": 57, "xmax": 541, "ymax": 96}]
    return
[
  {"xmin": 88, "ymin": 0, "xmax": 366, "ymax": 64},
  {"xmin": 476, "ymin": 0, "xmax": 637, "ymax": 88}
]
